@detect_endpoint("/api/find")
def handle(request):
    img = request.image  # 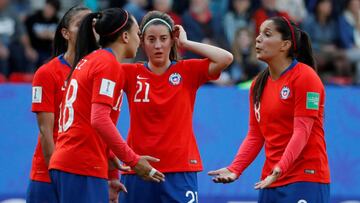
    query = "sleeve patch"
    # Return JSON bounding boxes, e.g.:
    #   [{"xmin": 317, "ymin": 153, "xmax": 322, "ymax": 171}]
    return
[
  {"xmin": 306, "ymin": 92, "xmax": 320, "ymax": 110},
  {"xmin": 99, "ymin": 78, "xmax": 115, "ymax": 98},
  {"xmin": 32, "ymin": 86, "xmax": 42, "ymax": 103}
]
